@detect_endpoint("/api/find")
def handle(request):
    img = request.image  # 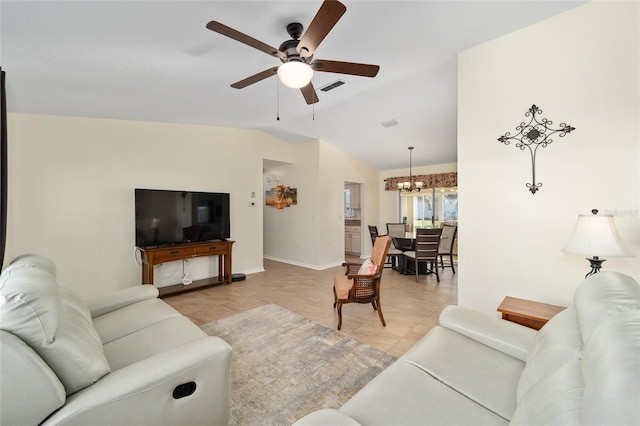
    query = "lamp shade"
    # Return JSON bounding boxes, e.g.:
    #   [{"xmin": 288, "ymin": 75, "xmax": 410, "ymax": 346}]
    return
[
  {"xmin": 562, "ymin": 213, "xmax": 634, "ymax": 257},
  {"xmin": 277, "ymin": 61, "xmax": 313, "ymax": 89}
]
